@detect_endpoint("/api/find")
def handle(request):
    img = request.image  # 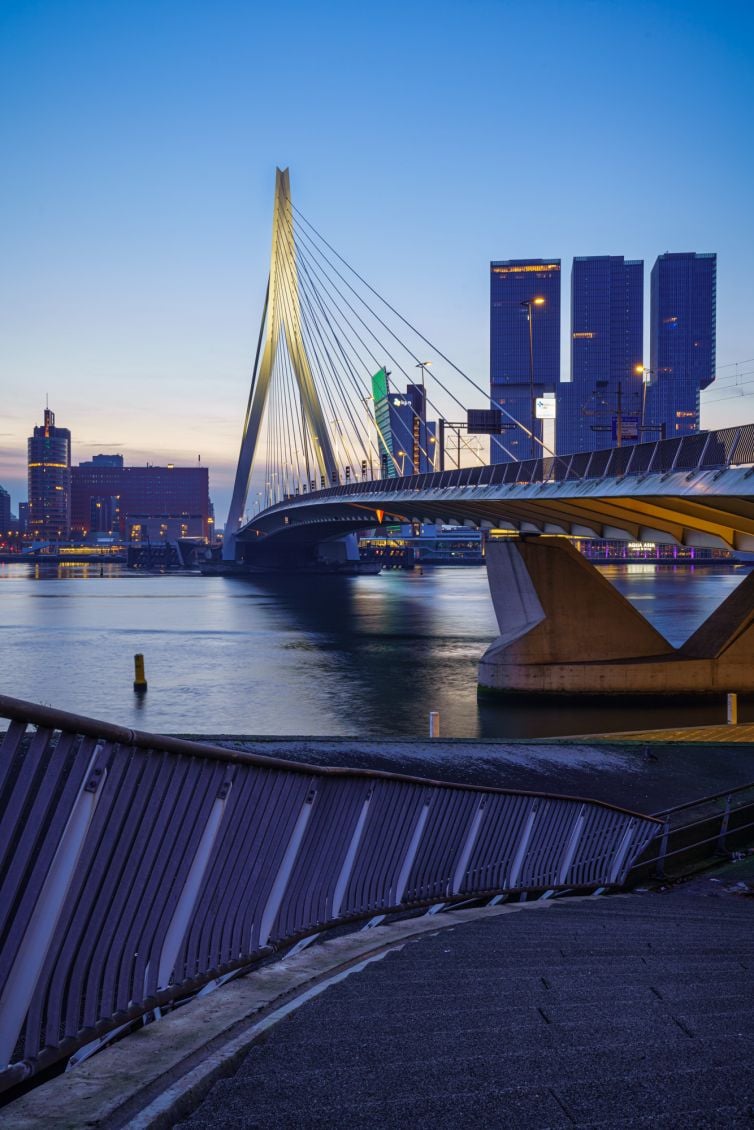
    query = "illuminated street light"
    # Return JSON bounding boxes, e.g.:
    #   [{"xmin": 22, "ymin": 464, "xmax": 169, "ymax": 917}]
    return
[
  {"xmin": 634, "ymin": 364, "xmax": 655, "ymax": 431},
  {"xmin": 520, "ymin": 298, "xmax": 545, "ymax": 458}
]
